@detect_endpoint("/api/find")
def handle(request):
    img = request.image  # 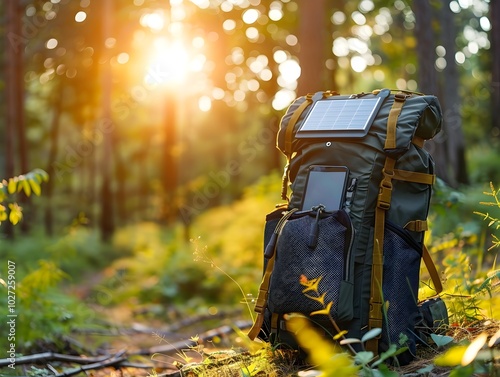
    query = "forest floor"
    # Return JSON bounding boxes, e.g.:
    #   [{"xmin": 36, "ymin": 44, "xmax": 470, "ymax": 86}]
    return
[
  {"xmin": 2, "ymin": 278, "xmax": 499, "ymax": 377},
  {"xmin": 3, "ymin": 310, "xmax": 499, "ymax": 377},
  {"xmin": 2, "ymin": 304, "xmax": 254, "ymax": 377}
]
